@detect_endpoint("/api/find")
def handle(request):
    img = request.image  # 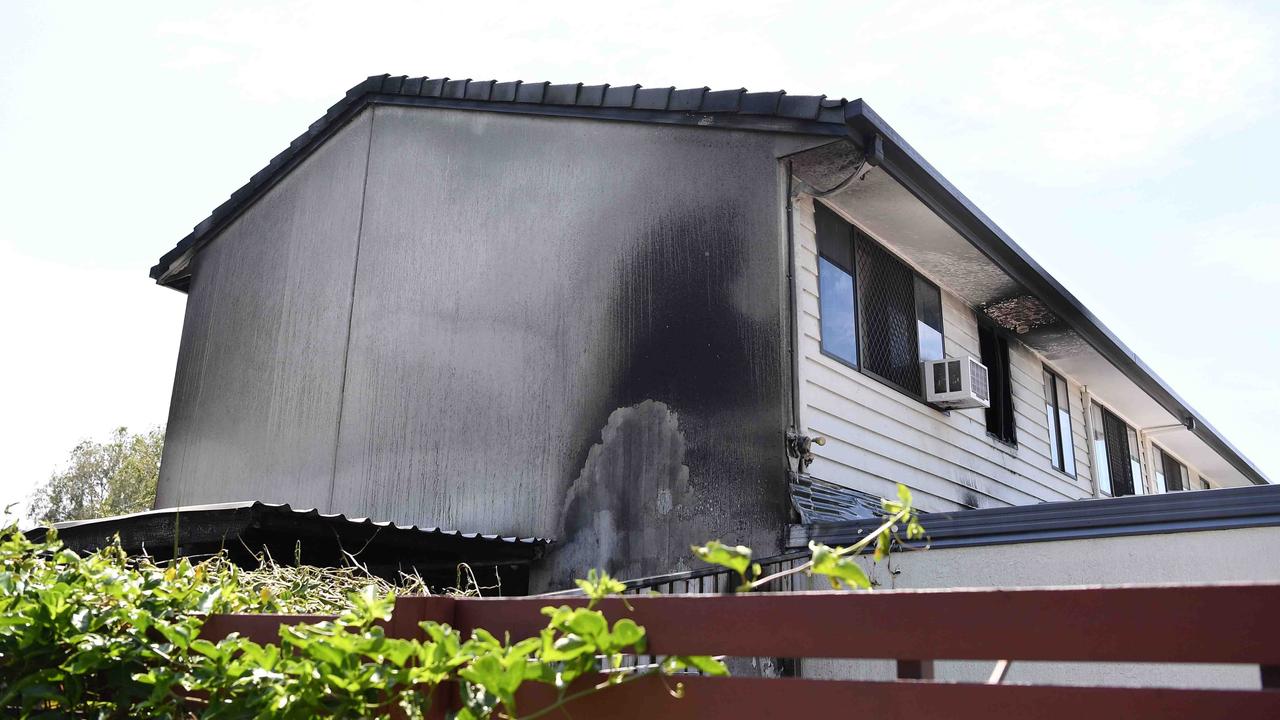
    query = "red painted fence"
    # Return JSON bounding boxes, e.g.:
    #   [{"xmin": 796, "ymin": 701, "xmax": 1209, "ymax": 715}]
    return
[{"xmin": 202, "ymin": 583, "xmax": 1280, "ymax": 718}]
